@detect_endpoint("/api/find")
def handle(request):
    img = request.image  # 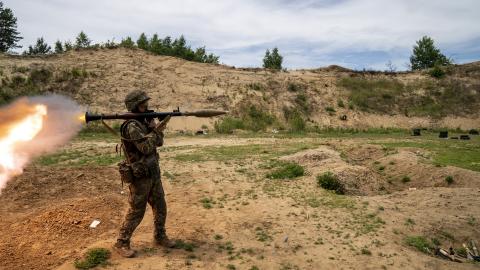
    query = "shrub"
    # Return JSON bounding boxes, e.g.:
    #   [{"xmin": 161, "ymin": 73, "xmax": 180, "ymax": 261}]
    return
[
  {"xmin": 243, "ymin": 105, "xmax": 276, "ymax": 132},
  {"xmin": 337, "ymin": 99, "xmax": 345, "ymax": 108},
  {"xmin": 295, "ymin": 93, "xmax": 310, "ymax": 113},
  {"xmin": 445, "ymin": 175, "xmax": 454, "ymax": 185},
  {"xmin": 214, "ymin": 117, "xmax": 244, "ymax": 134},
  {"xmin": 402, "ymin": 176, "xmax": 411, "ymax": 183},
  {"xmin": 287, "ymin": 82, "xmax": 302, "ymax": 92},
  {"xmin": 74, "ymin": 248, "xmax": 110, "ymax": 269},
  {"xmin": 267, "ymin": 162, "xmax": 304, "ymax": 179},
  {"xmin": 429, "ymin": 63, "xmax": 446, "ymax": 78},
  {"xmin": 119, "ymin": 36, "xmax": 135, "ymax": 48},
  {"xmin": 325, "ymin": 106, "xmax": 336, "ymax": 113},
  {"xmin": 283, "ymin": 107, "xmax": 306, "ymax": 132},
  {"xmin": 316, "ymin": 172, "xmax": 345, "ymax": 194},
  {"xmin": 29, "ymin": 68, "xmax": 52, "ymax": 84}
]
